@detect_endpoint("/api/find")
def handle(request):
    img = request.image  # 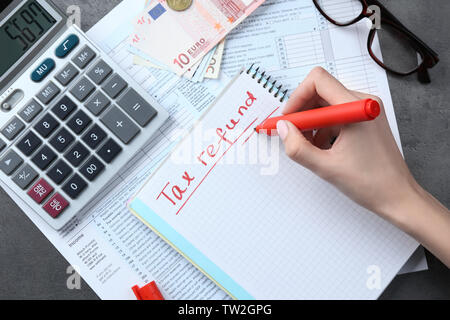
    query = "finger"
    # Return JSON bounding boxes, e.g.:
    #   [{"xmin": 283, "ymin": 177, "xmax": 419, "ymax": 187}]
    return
[
  {"xmin": 283, "ymin": 67, "xmax": 357, "ymax": 115},
  {"xmin": 313, "ymin": 127, "xmax": 341, "ymax": 149},
  {"xmin": 303, "ymin": 130, "xmax": 314, "ymax": 144},
  {"xmin": 277, "ymin": 120, "xmax": 329, "ymax": 173}
]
